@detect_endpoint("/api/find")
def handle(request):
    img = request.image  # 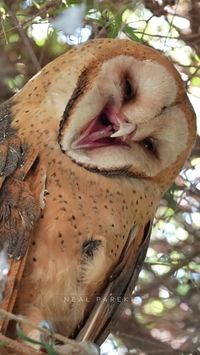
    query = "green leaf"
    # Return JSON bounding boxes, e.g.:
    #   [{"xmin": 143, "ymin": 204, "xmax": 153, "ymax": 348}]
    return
[
  {"xmin": 123, "ymin": 25, "xmax": 141, "ymax": 42},
  {"xmin": 101, "ymin": 9, "xmax": 119, "ymax": 38},
  {"xmin": 16, "ymin": 323, "xmax": 58, "ymax": 355},
  {"xmin": 144, "ymin": 299, "xmax": 165, "ymax": 315},
  {"xmin": 191, "ymin": 76, "xmax": 200, "ymax": 87},
  {"xmin": 164, "ymin": 183, "xmax": 178, "ymax": 210},
  {"xmin": 0, "ymin": 340, "xmax": 9, "ymax": 348},
  {"xmin": 177, "ymin": 283, "xmax": 190, "ymax": 295}
]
